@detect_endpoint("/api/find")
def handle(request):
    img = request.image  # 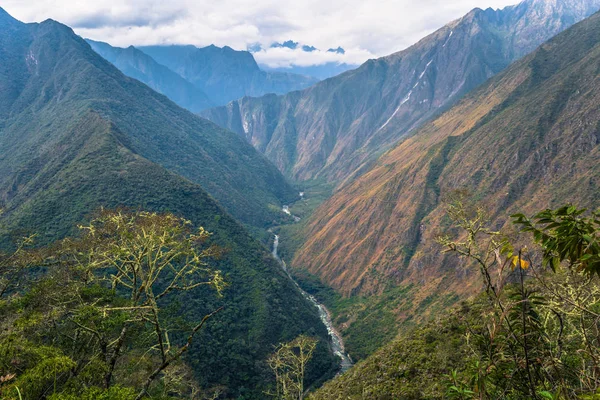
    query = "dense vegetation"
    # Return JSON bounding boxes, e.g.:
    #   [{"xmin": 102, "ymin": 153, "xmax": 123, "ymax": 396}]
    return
[
  {"xmin": 0, "ymin": 210, "xmax": 338, "ymax": 399},
  {"xmin": 309, "ymin": 202, "xmax": 600, "ymax": 399}
]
